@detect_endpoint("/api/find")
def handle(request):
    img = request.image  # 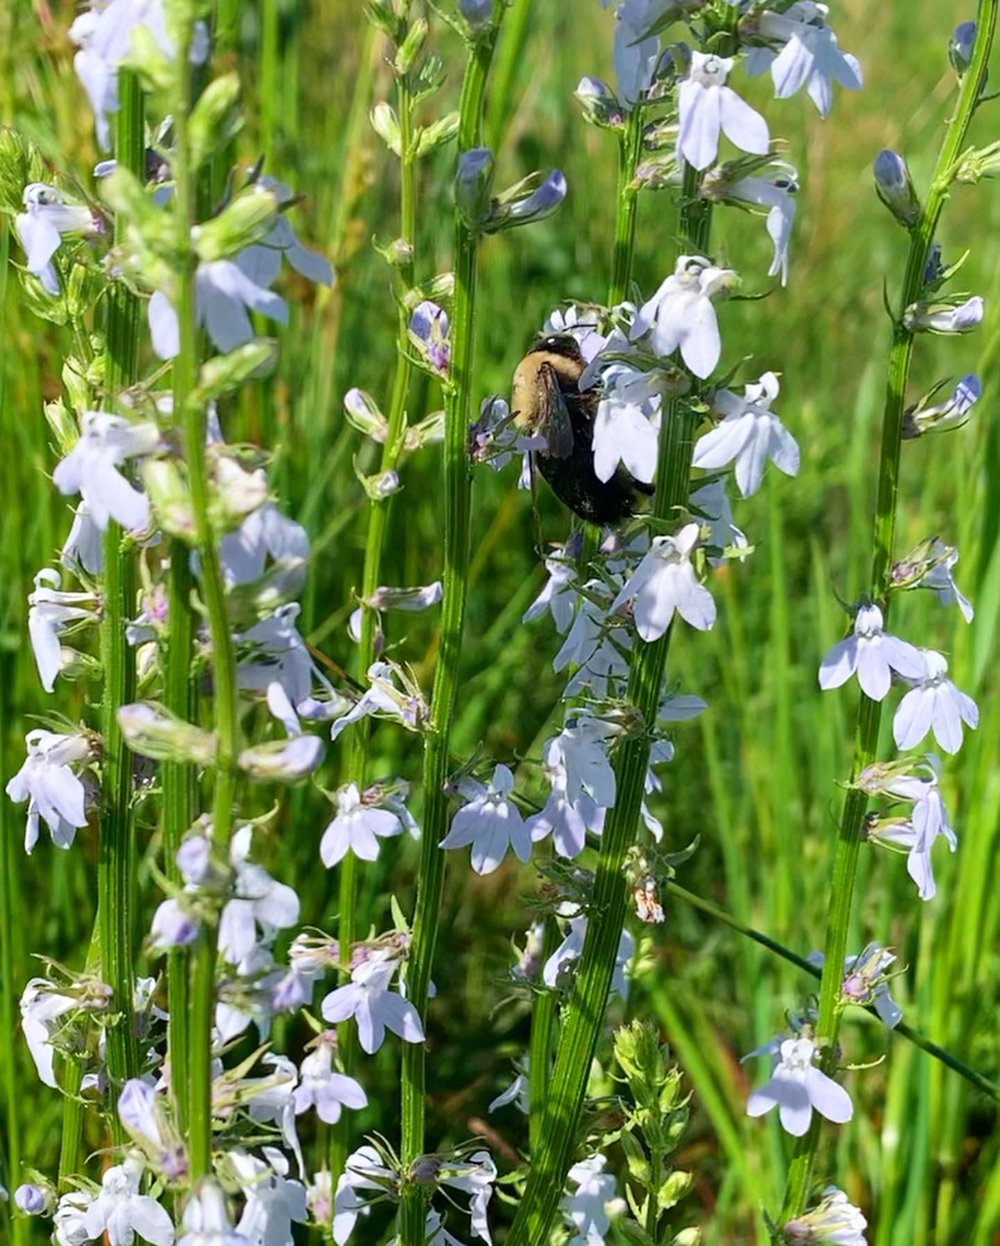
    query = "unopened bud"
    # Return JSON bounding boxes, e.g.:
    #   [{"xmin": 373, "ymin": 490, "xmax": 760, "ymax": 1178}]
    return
[
  {"xmin": 575, "ymin": 76, "xmax": 624, "ymax": 128},
  {"xmin": 874, "ymin": 150, "xmax": 920, "ymax": 228},
  {"xmin": 950, "ymin": 21, "xmax": 976, "ymax": 75},
  {"xmin": 142, "ymin": 458, "xmax": 196, "ymax": 541},
  {"xmin": 371, "ymin": 102, "xmax": 402, "ymax": 156},
  {"xmin": 902, "ymin": 373, "xmax": 980, "ymax": 437},
  {"xmin": 238, "ymin": 734, "xmax": 325, "ymax": 781},
  {"xmin": 395, "ymin": 17, "xmax": 428, "ymax": 74},
  {"xmin": 903, "ymin": 294, "xmax": 984, "ymax": 334},
  {"xmin": 344, "ymin": 388, "xmax": 388, "ymax": 440},
  {"xmin": 455, "ymin": 147, "xmax": 495, "ymax": 230},
  {"xmin": 459, "ymin": 0, "xmax": 493, "ymax": 33},
  {"xmin": 118, "ymin": 702, "xmax": 218, "ymax": 766}
]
